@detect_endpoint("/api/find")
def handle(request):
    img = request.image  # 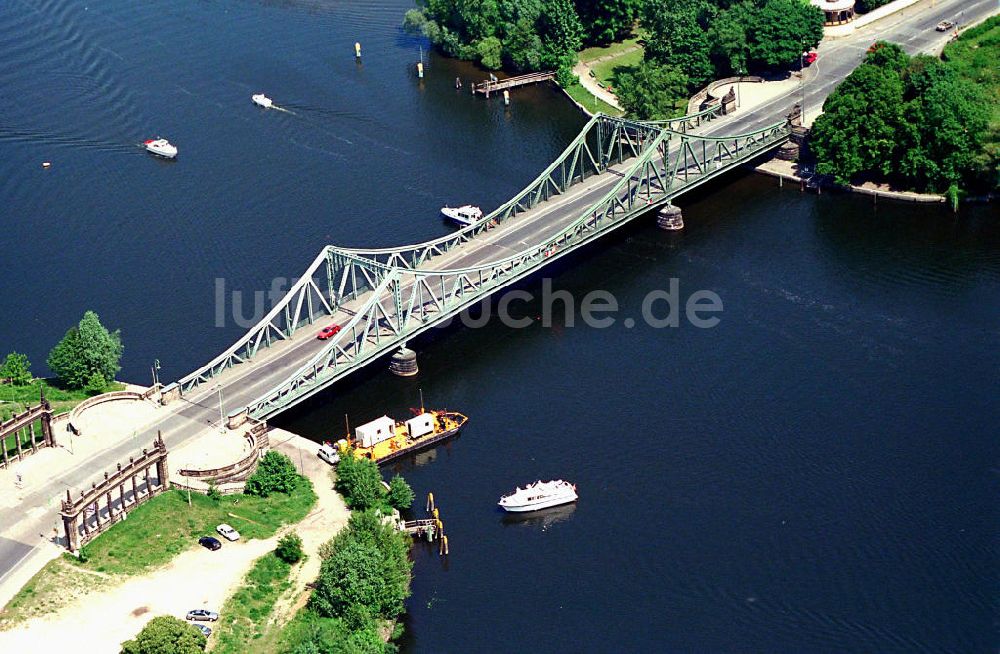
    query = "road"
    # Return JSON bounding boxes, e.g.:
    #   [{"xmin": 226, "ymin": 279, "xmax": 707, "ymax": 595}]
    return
[{"xmin": 0, "ymin": 0, "xmax": 994, "ymax": 602}]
